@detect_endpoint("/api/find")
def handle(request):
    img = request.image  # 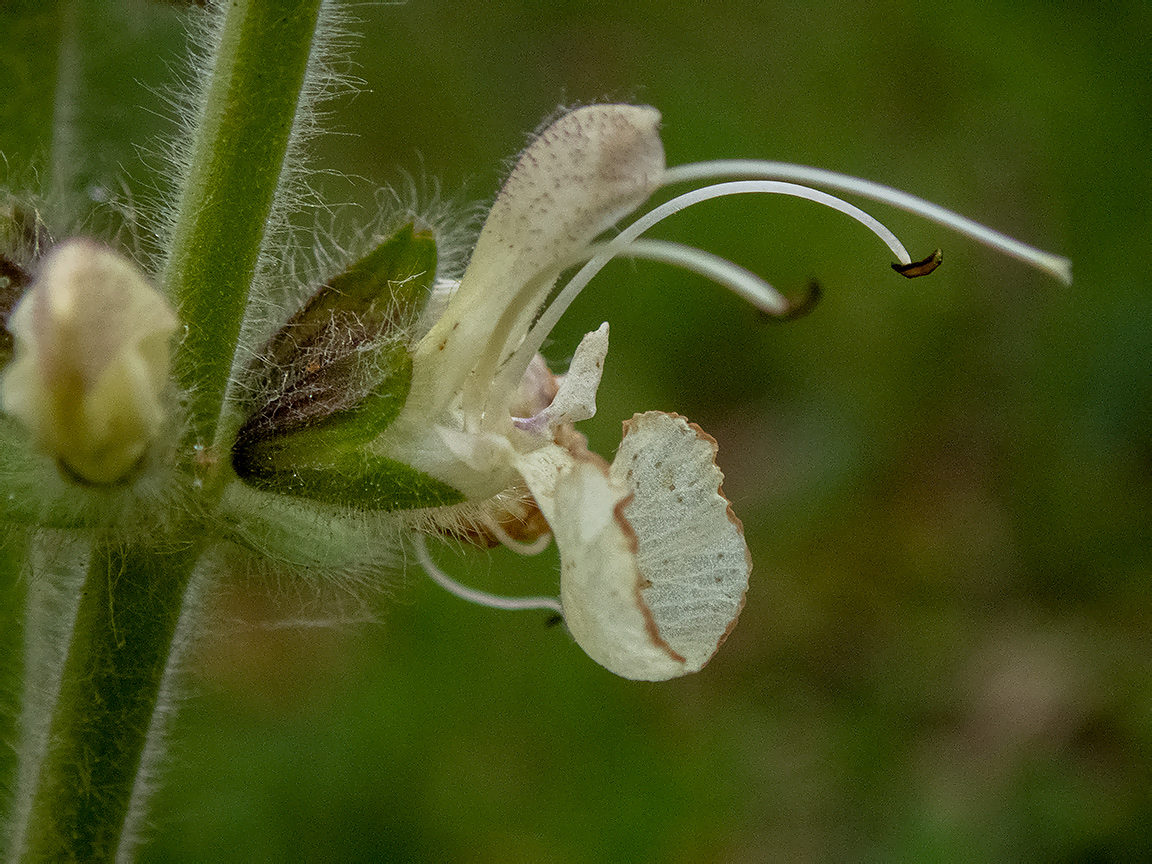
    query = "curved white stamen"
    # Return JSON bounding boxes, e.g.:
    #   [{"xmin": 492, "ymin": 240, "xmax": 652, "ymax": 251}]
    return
[
  {"xmin": 500, "ymin": 180, "xmax": 906, "ymax": 392},
  {"xmin": 414, "ymin": 532, "xmax": 563, "ymax": 614},
  {"xmin": 630, "ymin": 181, "xmax": 912, "ymax": 264},
  {"xmin": 617, "ymin": 239, "xmax": 788, "ymax": 314},
  {"xmin": 663, "ymin": 161, "xmax": 1073, "ymax": 285},
  {"xmin": 480, "ymin": 515, "xmax": 553, "ymax": 556}
]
